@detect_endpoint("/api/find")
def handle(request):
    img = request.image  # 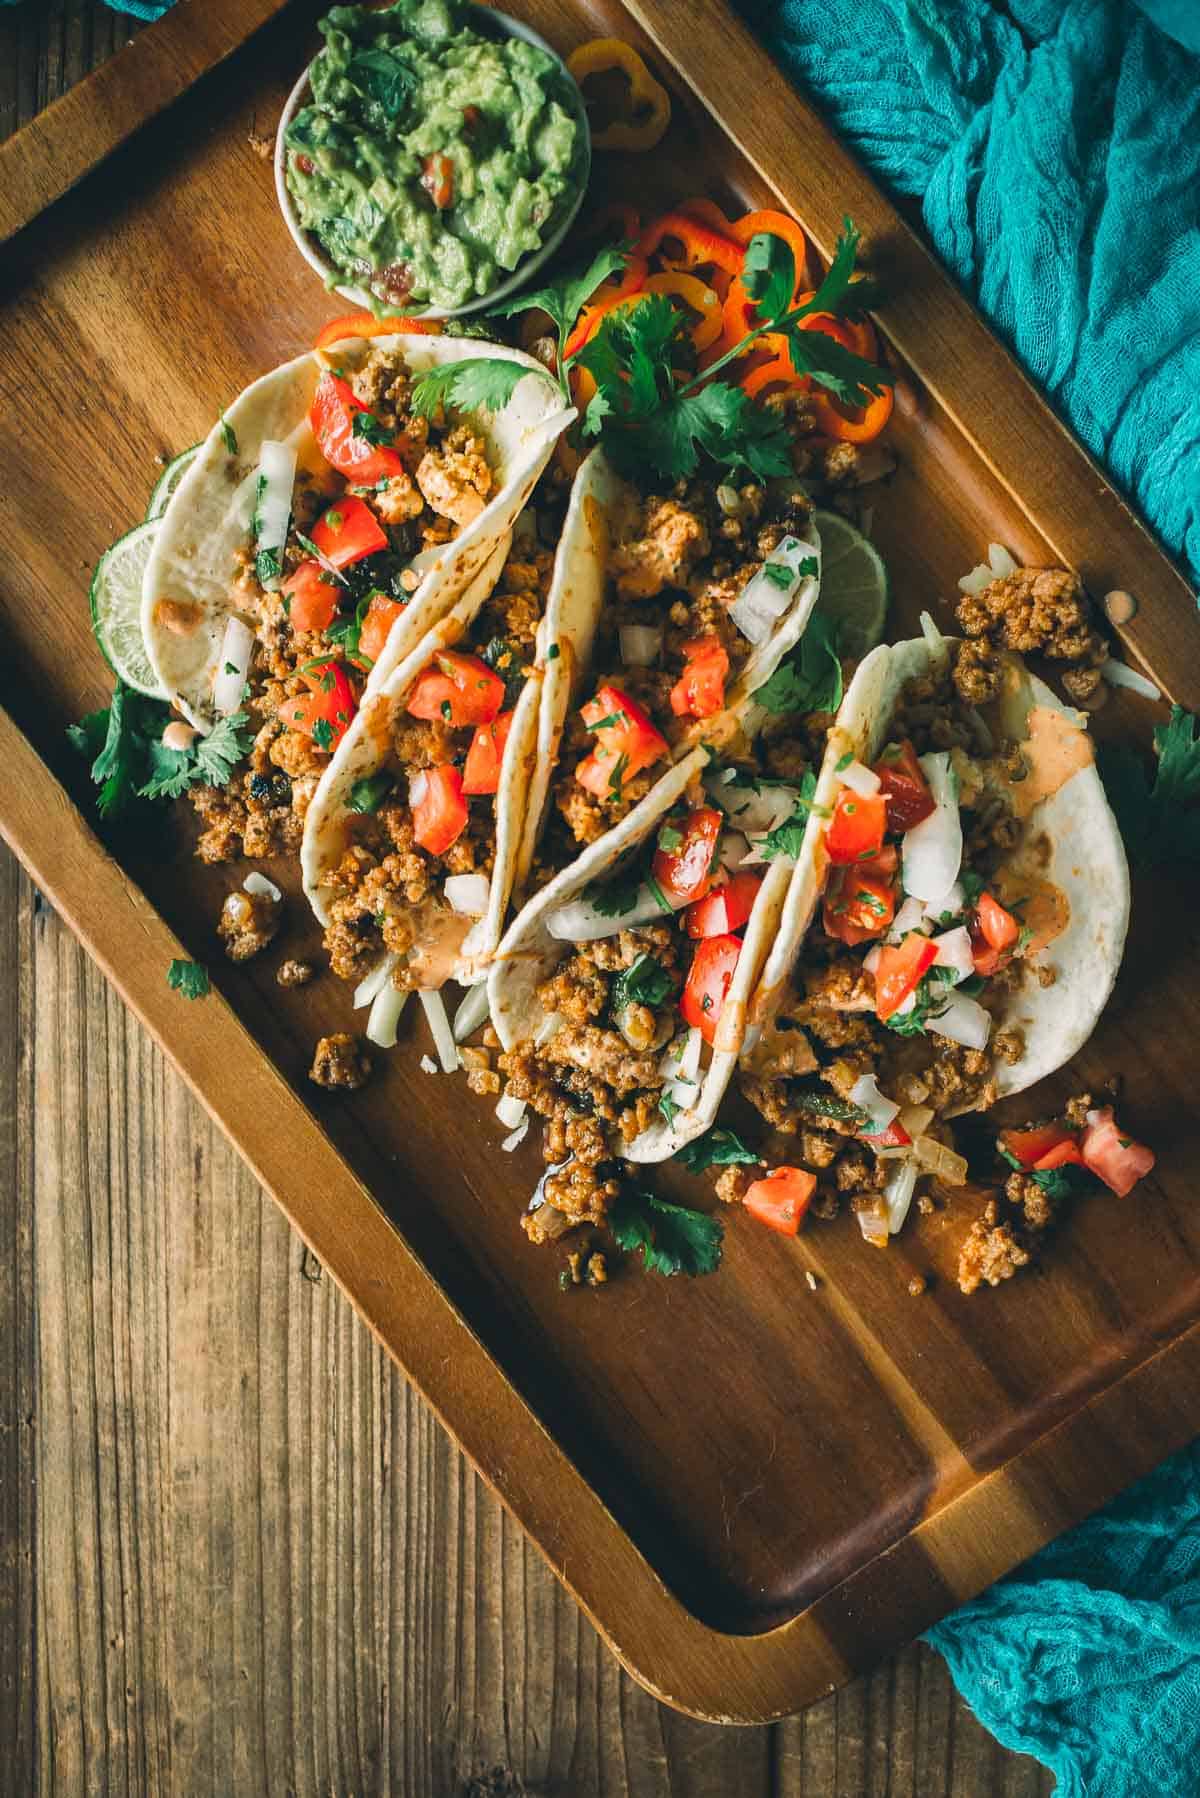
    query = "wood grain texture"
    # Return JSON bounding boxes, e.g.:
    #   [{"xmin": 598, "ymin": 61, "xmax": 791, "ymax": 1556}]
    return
[
  {"xmin": 2, "ymin": 834, "xmax": 1052, "ymax": 1793},
  {"xmin": 2, "ymin": 0, "xmax": 1195, "ymax": 1748}
]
